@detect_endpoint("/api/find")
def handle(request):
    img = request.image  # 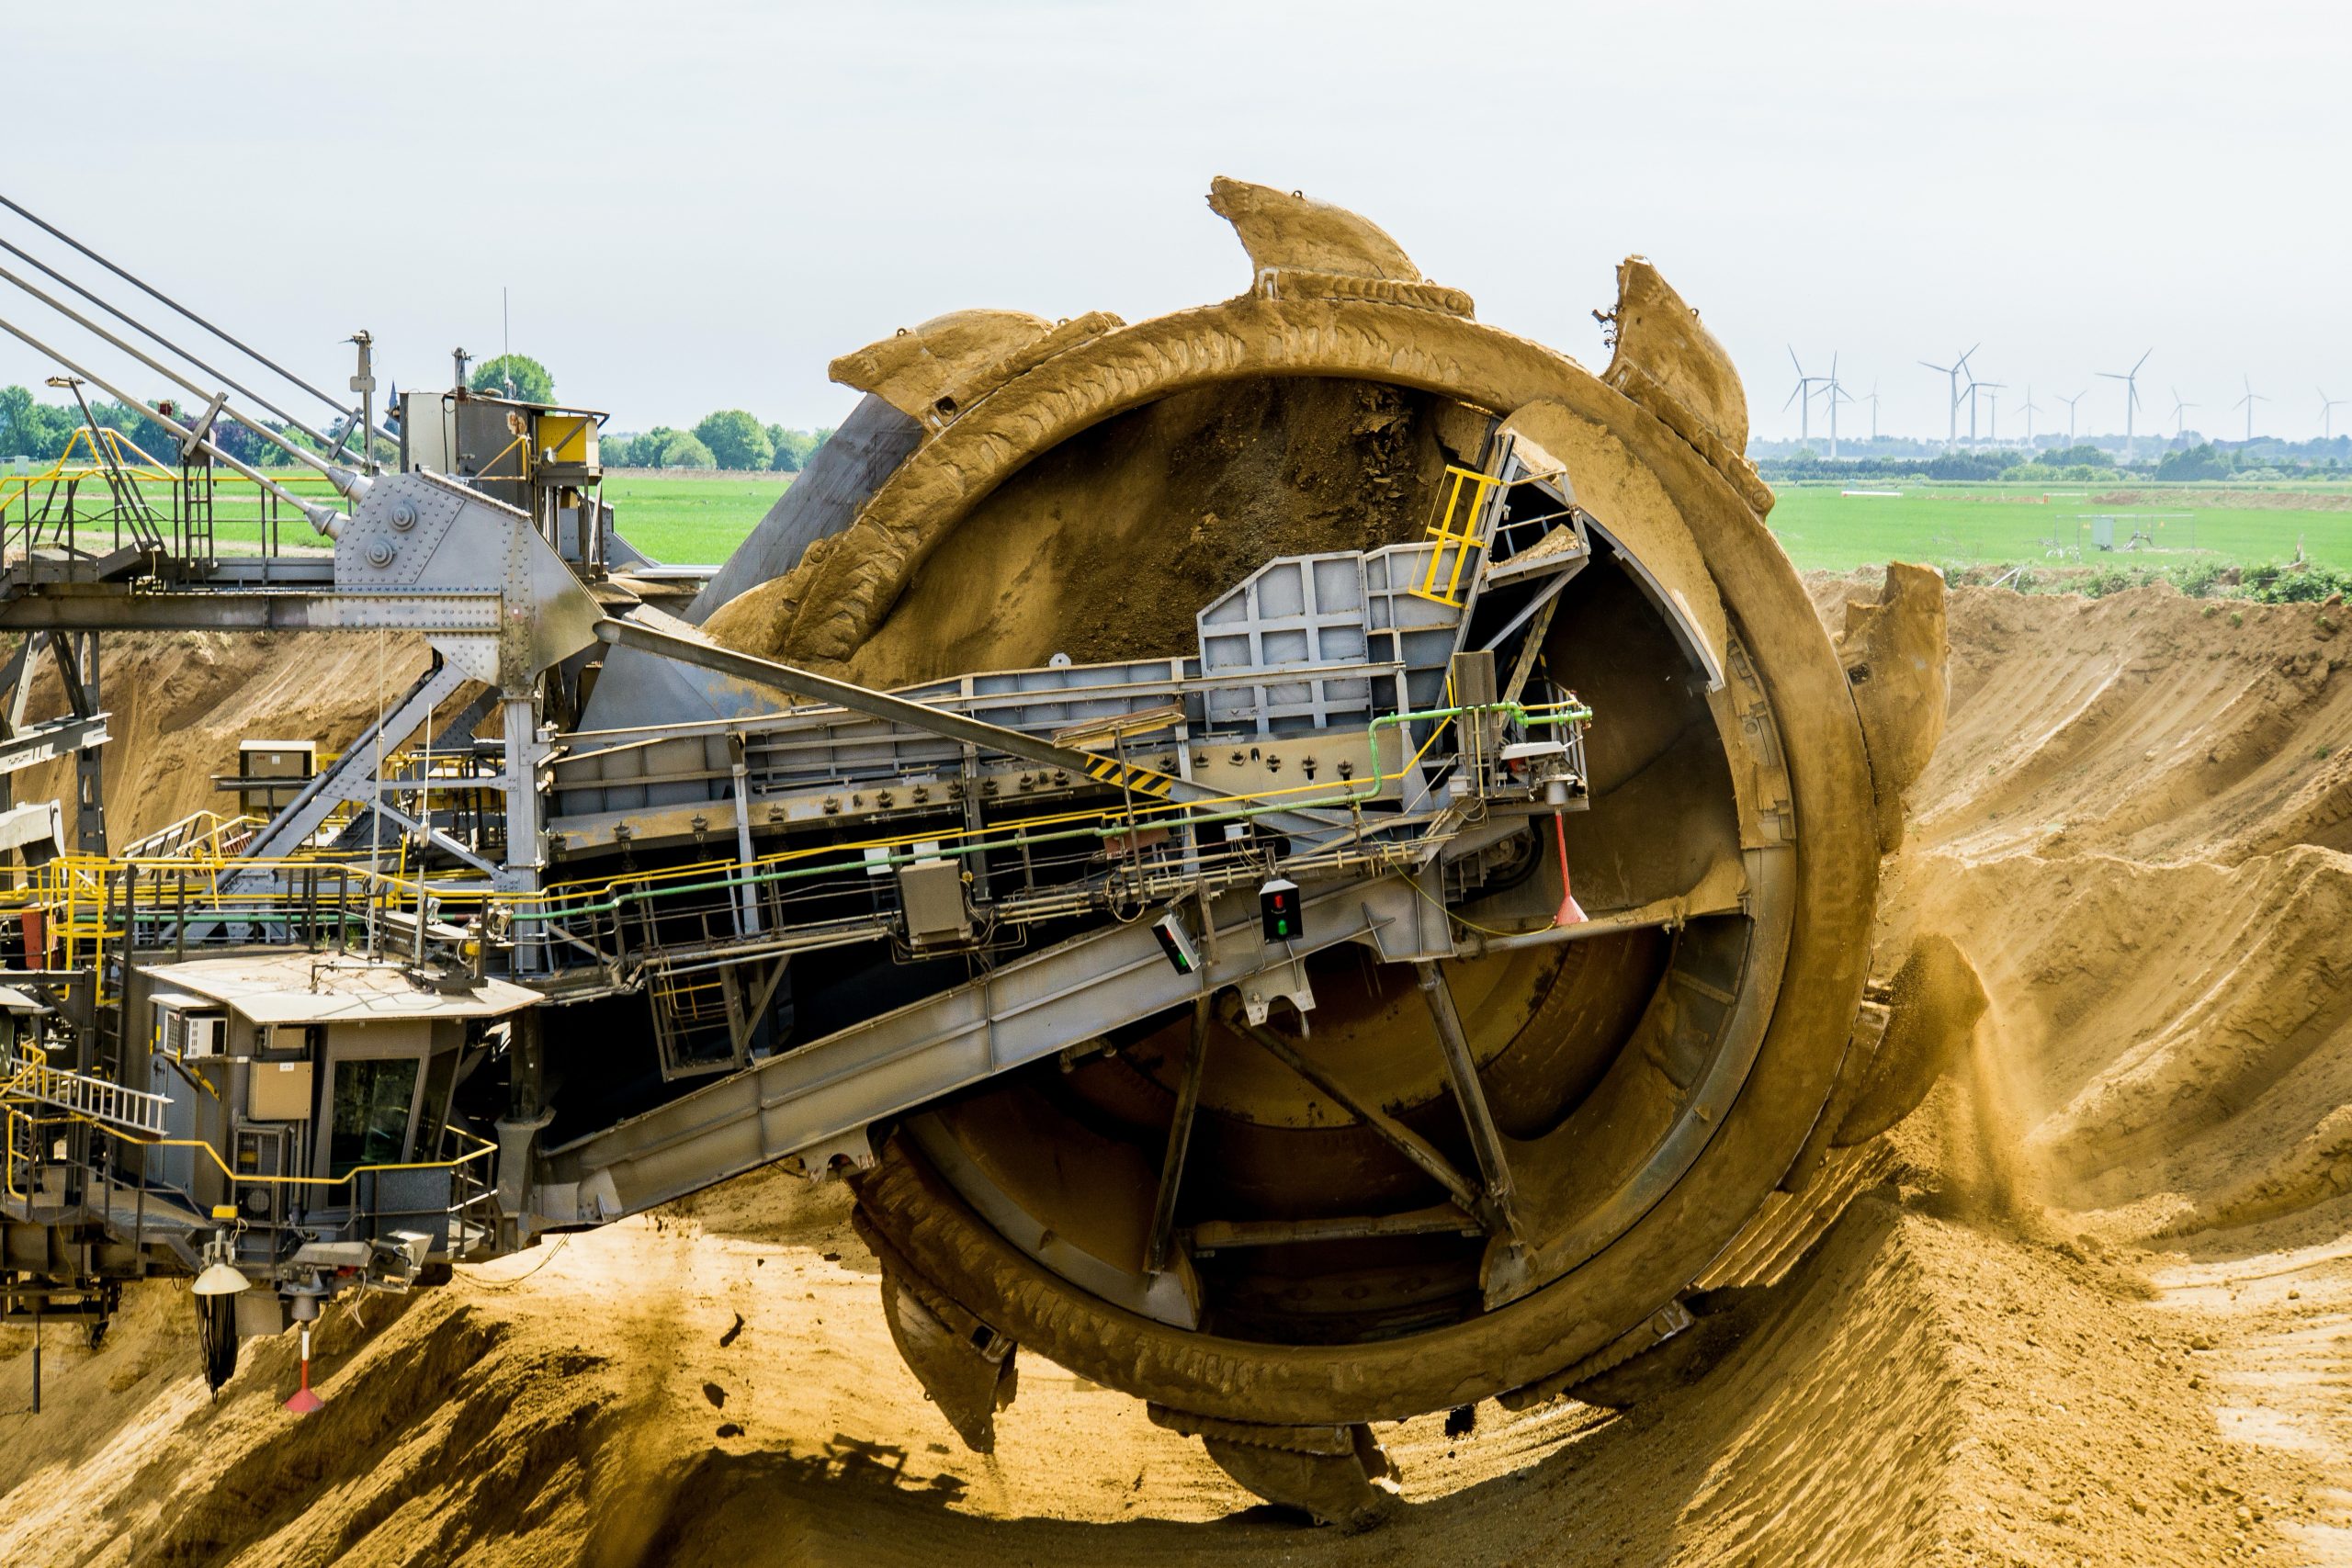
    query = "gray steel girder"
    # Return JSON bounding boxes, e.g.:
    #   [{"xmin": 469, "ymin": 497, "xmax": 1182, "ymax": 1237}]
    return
[
  {"xmin": 227, "ymin": 658, "xmax": 472, "ymax": 876},
  {"xmin": 0, "ymin": 588, "xmax": 505, "ymax": 634},
  {"xmin": 594, "ymin": 613, "xmax": 1348, "ymax": 840},
  {"xmin": 0, "ymin": 712, "xmax": 108, "ymax": 774},
  {"xmin": 534, "ymin": 874, "xmax": 1437, "ymax": 1226}
]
